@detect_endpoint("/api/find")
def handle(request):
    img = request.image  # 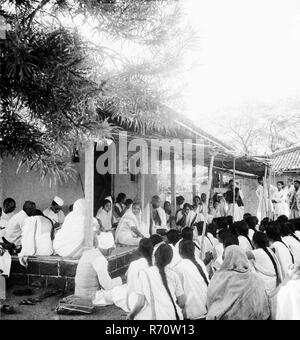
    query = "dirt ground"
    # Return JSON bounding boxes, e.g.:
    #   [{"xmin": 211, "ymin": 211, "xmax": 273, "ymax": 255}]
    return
[{"xmin": 0, "ymin": 286, "xmax": 127, "ymax": 320}]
